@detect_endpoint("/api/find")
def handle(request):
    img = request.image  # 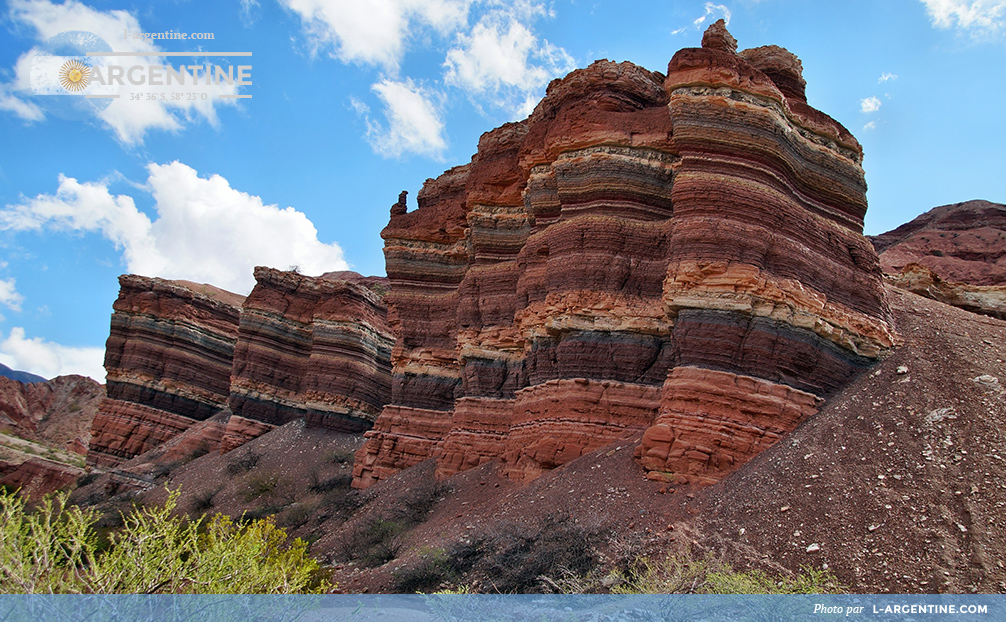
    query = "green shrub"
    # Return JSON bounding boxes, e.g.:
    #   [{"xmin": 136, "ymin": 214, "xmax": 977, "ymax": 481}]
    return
[
  {"xmin": 326, "ymin": 451, "xmax": 355, "ymax": 465},
  {"xmin": 307, "ymin": 471, "xmax": 352, "ymax": 494},
  {"xmin": 226, "ymin": 452, "xmax": 260, "ymax": 476},
  {"xmin": 612, "ymin": 549, "xmax": 844, "ymax": 595},
  {"xmin": 0, "ymin": 487, "xmax": 331, "ymax": 594},
  {"xmin": 242, "ymin": 475, "xmax": 277, "ymax": 502},
  {"xmin": 75, "ymin": 472, "xmax": 100, "ymax": 488}
]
